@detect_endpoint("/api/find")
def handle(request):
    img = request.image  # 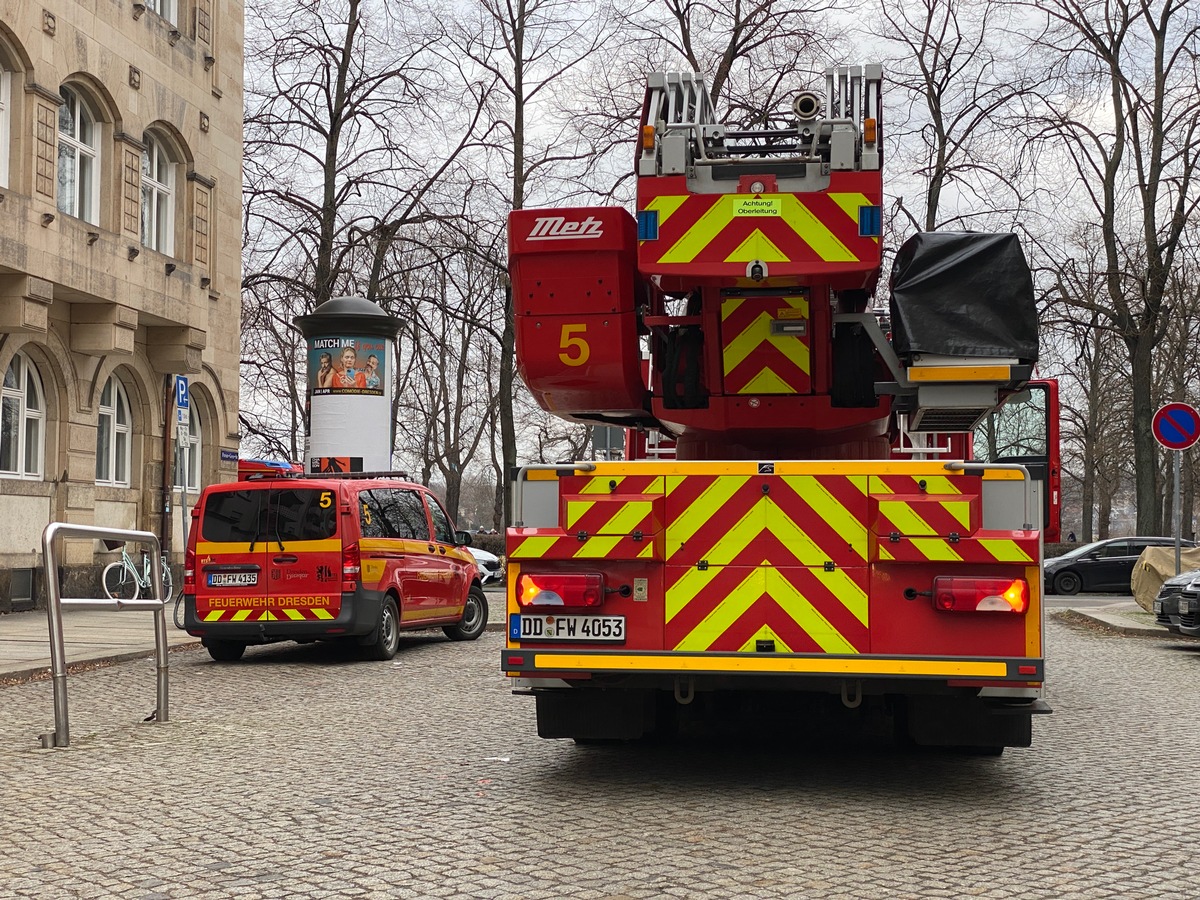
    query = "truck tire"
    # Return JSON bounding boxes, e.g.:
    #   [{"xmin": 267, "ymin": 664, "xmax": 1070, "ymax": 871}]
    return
[
  {"xmin": 444, "ymin": 585, "xmax": 488, "ymax": 641},
  {"xmin": 363, "ymin": 596, "xmax": 401, "ymax": 660},
  {"xmin": 205, "ymin": 639, "xmax": 246, "ymax": 662}
]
